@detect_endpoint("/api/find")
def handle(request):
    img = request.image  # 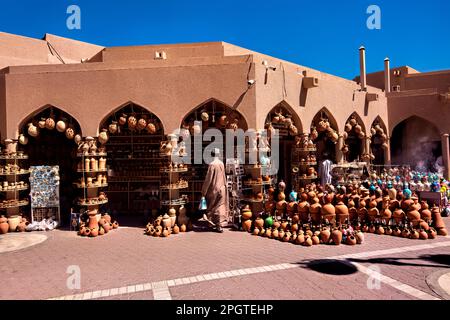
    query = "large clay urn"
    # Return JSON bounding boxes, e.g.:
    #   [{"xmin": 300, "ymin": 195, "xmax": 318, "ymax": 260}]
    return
[
  {"xmin": 320, "ymin": 227, "xmax": 331, "ymax": 244},
  {"xmin": 0, "ymin": 216, "xmax": 9, "ymax": 234},
  {"xmin": 309, "ymin": 198, "xmax": 322, "ymax": 224},
  {"xmin": 335, "ymin": 201, "xmax": 349, "ymax": 224},
  {"xmin": 367, "ymin": 201, "xmax": 379, "ymax": 222},
  {"xmin": 420, "ymin": 201, "xmax": 432, "ymax": 222},
  {"xmin": 331, "ymin": 228, "xmax": 342, "ymax": 245},
  {"xmin": 401, "ymin": 198, "xmax": 414, "ymax": 211},
  {"xmin": 298, "ymin": 200, "xmax": 310, "ymax": 222},
  {"xmin": 431, "ymin": 205, "xmax": 445, "ymax": 229},
  {"xmin": 407, "ymin": 210, "xmax": 421, "ymax": 225},
  {"xmin": 357, "ymin": 202, "xmax": 368, "ymax": 222}
]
